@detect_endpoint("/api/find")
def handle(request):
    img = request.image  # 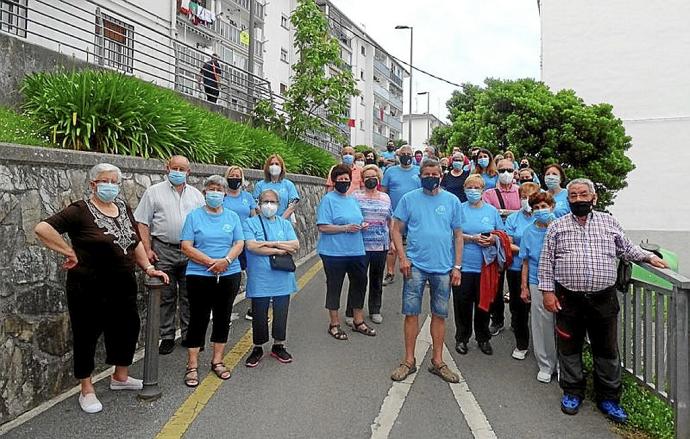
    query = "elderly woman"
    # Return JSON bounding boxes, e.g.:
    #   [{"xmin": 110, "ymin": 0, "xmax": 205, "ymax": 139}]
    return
[
  {"xmin": 180, "ymin": 175, "xmax": 244, "ymax": 387},
  {"xmin": 317, "ymin": 164, "xmax": 375, "ymax": 340},
  {"xmin": 504, "ymin": 182, "xmax": 541, "ymax": 360},
  {"xmin": 519, "ymin": 191, "xmax": 557, "ymax": 383},
  {"xmin": 472, "ymin": 148, "xmax": 499, "ymax": 189},
  {"xmin": 253, "ymin": 154, "xmax": 300, "ymax": 221},
  {"xmin": 34, "ymin": 163, "xmax": 169, "ymax": 414},
  {"xmin": 453, "ymin": 174, "xmax": 504, "ymax": 356},
  {"xmin": 543, "ymin": 163, "xmax": 571, "ymax": 218},
  {"xmin": 345, "ymin": 164, "xmax": 392, "ymax": 325},
  {"xmin": 243, "ymin": 189, "xmax": 300, "ymax": 367}
]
